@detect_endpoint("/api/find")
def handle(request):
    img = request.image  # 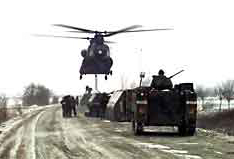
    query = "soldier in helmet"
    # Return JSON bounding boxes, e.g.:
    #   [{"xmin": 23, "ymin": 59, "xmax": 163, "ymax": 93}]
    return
[
  {"xmin": 70, "ymin": 96, "xmax": 77, "ymax": 117},
  {"xmin": 150, "ymin": 69, "xmax": 173, "ymax": 90},
  {"xmin": 61, "ymin": 95, "xmax": 71, "ymax": 117},
  {"xmin": 61, "ymin": 96, "xmax": 66, "ymax": 117}
]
